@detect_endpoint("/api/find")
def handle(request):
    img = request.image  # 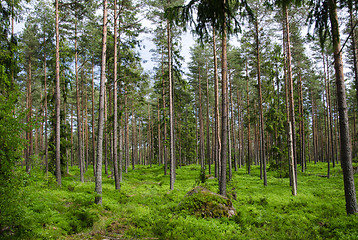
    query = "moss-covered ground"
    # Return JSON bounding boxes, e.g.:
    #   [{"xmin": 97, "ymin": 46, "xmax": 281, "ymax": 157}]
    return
[{"xmin": 7, "ymin": 161, "xmax": 358, "ymax": 239}]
